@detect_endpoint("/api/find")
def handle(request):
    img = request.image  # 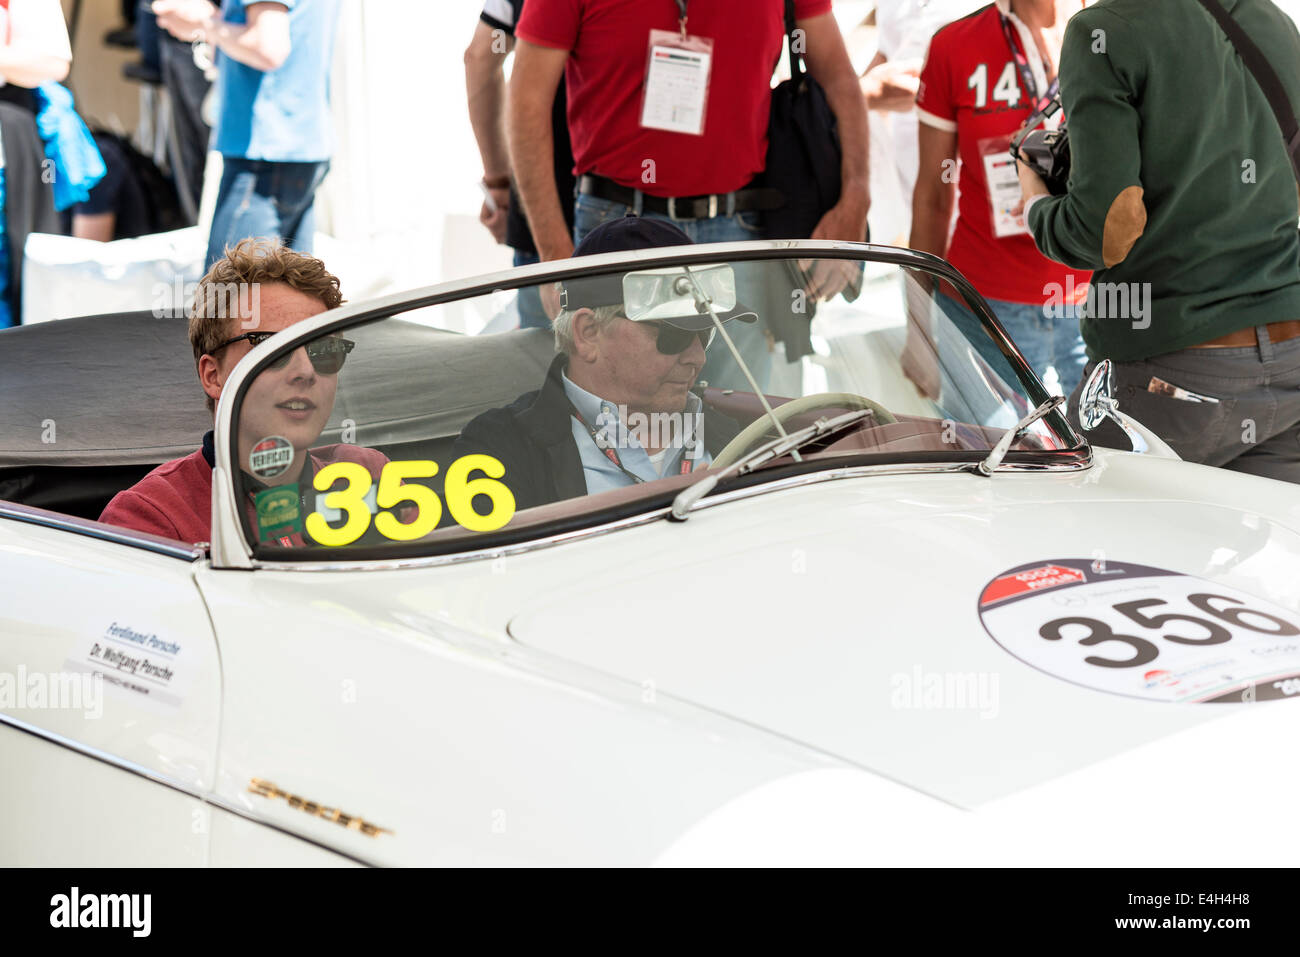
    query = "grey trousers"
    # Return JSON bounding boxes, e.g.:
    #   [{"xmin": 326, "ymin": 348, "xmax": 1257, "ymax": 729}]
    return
[
  {"xmin": 1067, "ymin": 327, "xmax": 1300, "ymax": 484},
  {"xmin": 160, "ymin": 36, "xmax": 212, "ymax": 224}
]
